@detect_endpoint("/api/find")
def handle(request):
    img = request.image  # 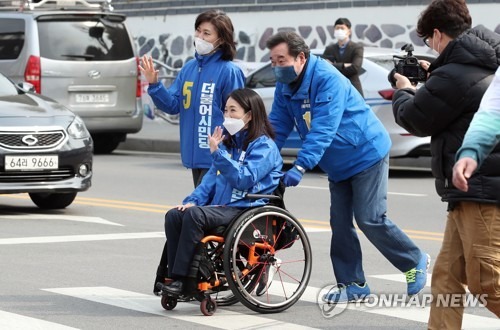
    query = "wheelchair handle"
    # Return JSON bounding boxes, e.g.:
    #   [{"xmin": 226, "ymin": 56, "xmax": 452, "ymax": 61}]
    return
[{"xmin": 245, "ymin": 193, "xmax": 282, "ymax": 200}]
